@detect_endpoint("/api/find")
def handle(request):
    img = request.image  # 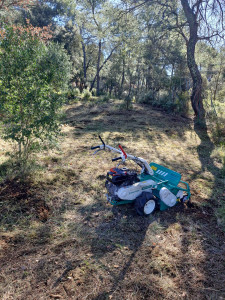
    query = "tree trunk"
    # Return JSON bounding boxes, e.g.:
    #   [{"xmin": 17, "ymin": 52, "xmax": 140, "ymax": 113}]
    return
[
  {"xmin": 186, "ymin": 36, "xmax": 205, "ymax": 118},
  {"xmin": 96, "ymin": 40, "xmax": 102, "ymax": 96},
  {"xmin": 90, "ymin": 43, "xmax": 120, "ymax": 92},
  {"xmin": 213, "ymin": 63, "xmax": 222, "ymax": 103},
  {"xmin": 180, "ymin": 0, "xmax": 205, "ymax": 119},
  {"xmin": 120, "ymin": 57, "xmax": 125, "ymax": 97},
  {"xmin": 128, "ymin": 72, "xmax": 132, "ymax": 98},
  {"xmin": 109, "ymin": 80, "xmax": 113, "ymax": 96},
  {"xmin": 137, "ymin": 59, "xmax": 140, "ymax": 95},
  {"xmin": 81, "ymin": 41, "xmax": 87, "ymax": 80}
]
